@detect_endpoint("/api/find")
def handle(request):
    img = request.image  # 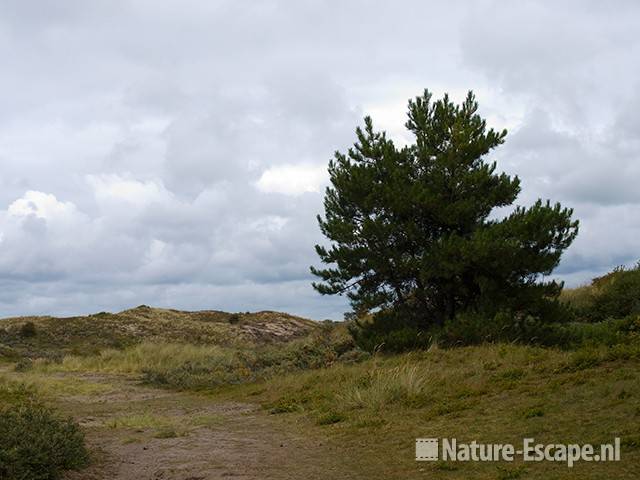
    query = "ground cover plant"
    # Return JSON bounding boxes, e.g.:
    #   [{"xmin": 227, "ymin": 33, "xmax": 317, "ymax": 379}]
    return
[{"xmin": 0, "ymin": 378, "xmax": 89, "ymax": 480}]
